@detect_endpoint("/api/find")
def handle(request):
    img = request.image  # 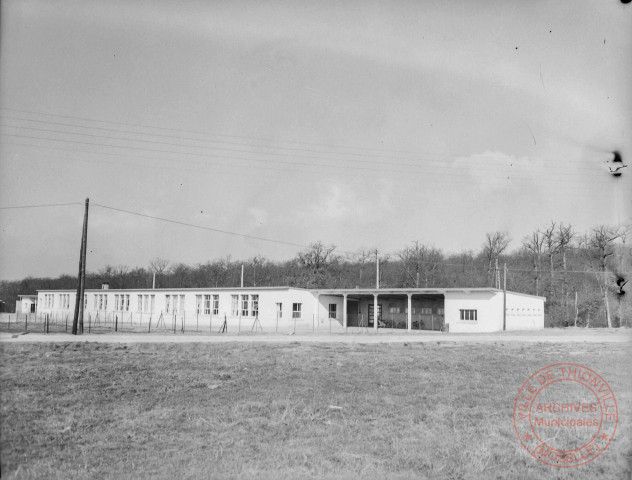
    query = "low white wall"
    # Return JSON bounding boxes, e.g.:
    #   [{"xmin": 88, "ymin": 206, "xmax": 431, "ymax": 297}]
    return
[
  {"xmin": 444, "ymin": 291, "xmax": 502, "ymax": 333},
  {"xmin": 505, "ymin": 292, "xmax": 545, "ymax": 330}
]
